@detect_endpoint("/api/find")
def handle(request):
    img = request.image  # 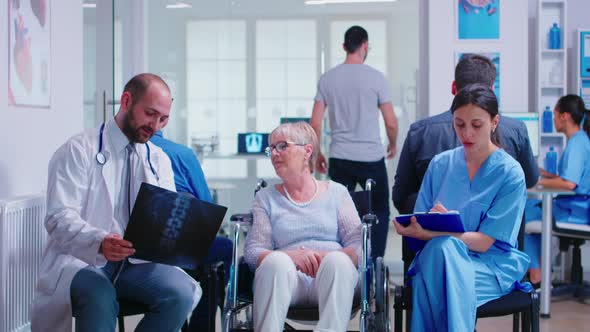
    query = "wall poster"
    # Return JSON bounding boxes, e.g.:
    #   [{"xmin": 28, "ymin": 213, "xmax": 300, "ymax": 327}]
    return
[
  {"xmin": 8, "ymin": 0, "xmax": 50, "ymax": 107},
  {"xmin": 458, "ymin": 0, "xmax": 500, "ymax": 40}
]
